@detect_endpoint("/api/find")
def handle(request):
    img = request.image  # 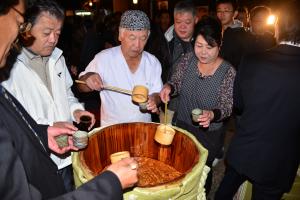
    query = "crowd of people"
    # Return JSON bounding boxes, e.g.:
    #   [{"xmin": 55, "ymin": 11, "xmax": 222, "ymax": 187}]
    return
[{"xmin": 0, "ymin": 0, "xmax": 299, "ymax": 199}]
